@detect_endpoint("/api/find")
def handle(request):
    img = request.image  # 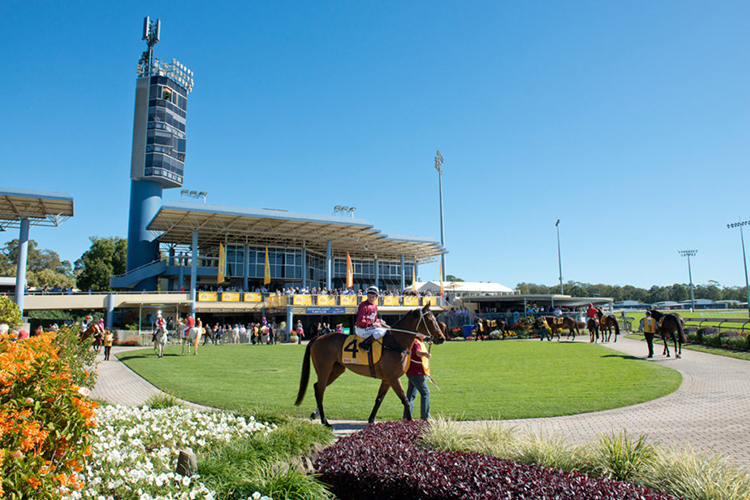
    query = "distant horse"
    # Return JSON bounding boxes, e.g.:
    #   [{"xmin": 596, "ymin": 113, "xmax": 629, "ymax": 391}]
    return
[
  {"xmin": 79, "ymin": 323, "xmax": 103, "ymax": 347},
  {"xmin": 586, "ymin": 316, "xmax": 600, "ymax": 343},
  {"xmin": 537, "ymin": 316, "xmax": 580, "ymax": 341},
  {"xmin": 154, "ymin": 325, "xmax": 168, "ymax": 358},
  {"xmin": 596, "ymin": 308, "xmax": 620, "ymax": 343},
  {"xmin": 473, "ymin": 317, "xmax": 509, "ymax": 340},
  {"xmin": 649, "ymin": 310, "xmax": 686, "ymax": 358},
  {"xmin": 295, "ymin": 305, "xmax": 445, "ymax": 426},
  {"xmin": 179, "ymin": 321, "xmax": 202, "ymax": 355}
]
